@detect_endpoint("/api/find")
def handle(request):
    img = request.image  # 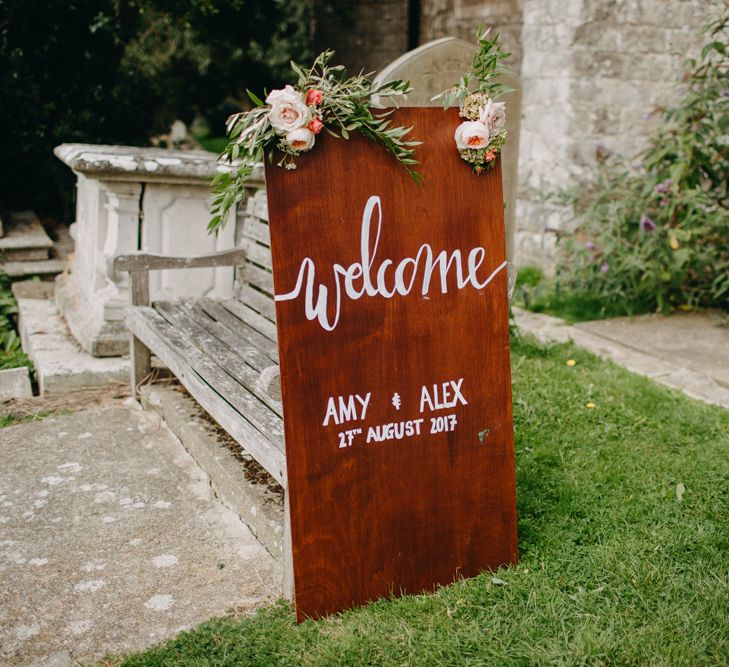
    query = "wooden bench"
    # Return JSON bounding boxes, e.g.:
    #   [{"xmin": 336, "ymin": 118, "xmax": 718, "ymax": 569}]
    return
[{"xmin": 113, "ymin": 190, "xmax": 293, "ymax": 595}]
